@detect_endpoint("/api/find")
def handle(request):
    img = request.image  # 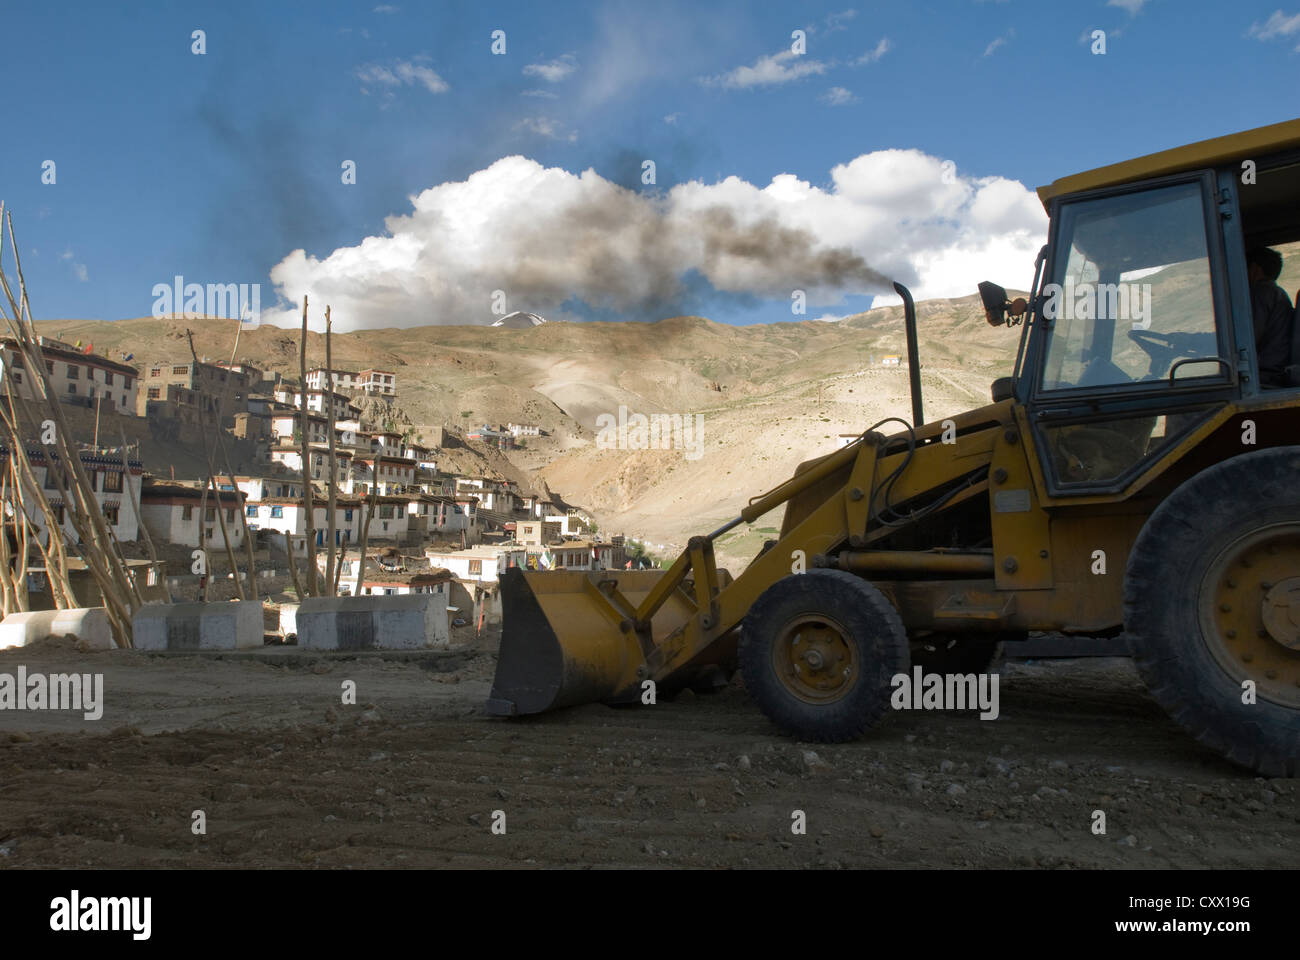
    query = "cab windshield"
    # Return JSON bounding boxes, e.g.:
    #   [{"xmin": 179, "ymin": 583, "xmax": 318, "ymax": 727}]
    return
[{"xmin": 1039, "ymin": 181, "xmax": 1220, "ymax": 392}]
